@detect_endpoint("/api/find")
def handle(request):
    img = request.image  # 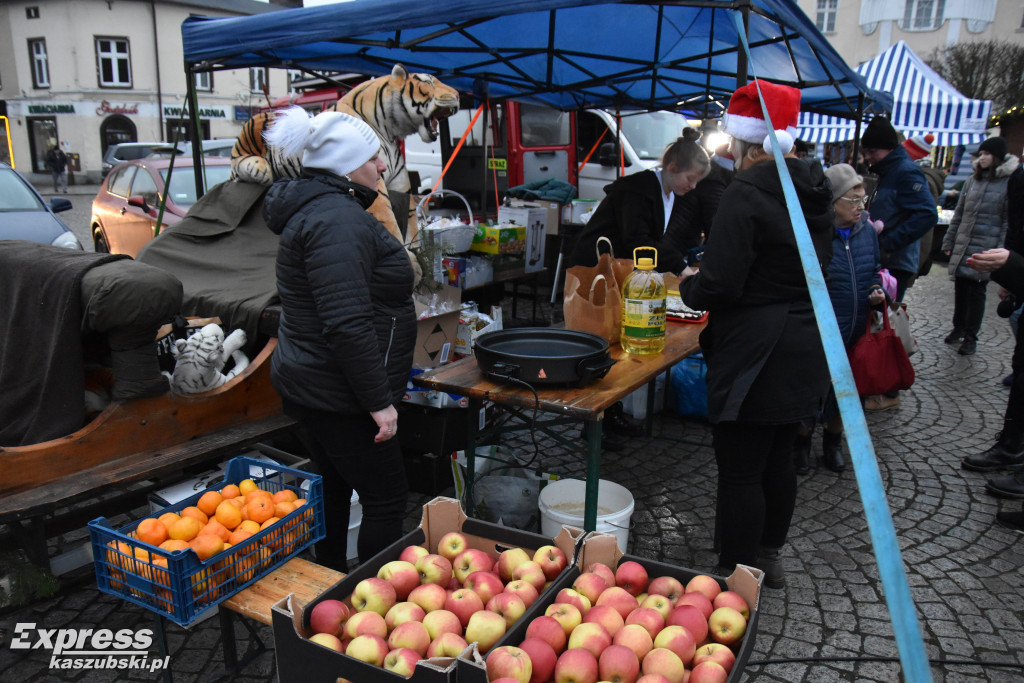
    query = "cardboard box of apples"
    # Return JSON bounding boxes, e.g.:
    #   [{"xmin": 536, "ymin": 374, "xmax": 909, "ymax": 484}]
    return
[
  {"xmin": 457, "ymin": 531, "xmax": 763, "ymax": 683},
  {"xmin": 271, "ymin": 496, "xmax": 584, "ymax": 682}
]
